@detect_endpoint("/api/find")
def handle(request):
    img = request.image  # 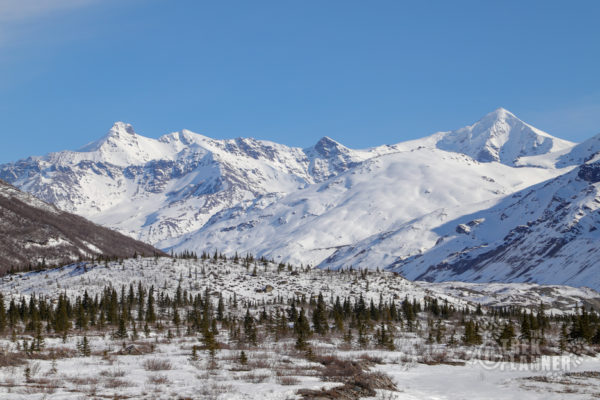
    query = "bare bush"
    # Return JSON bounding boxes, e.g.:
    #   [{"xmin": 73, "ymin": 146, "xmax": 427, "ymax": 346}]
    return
[
  {"xmin": 0, "ymin": 351, "xmax": 25, "ymax": 367},
  {"xmin": 143, "ymin": 358, "xmax": 172, "ymax": 371},
  {"xmin": 196, "ymin": 383, "xmax": 234, "ymax": 397},
  {"xmin": 359, "ymin": 353, "xmax": 384, "ymax": 364},
  {"xmin": 99, "ymin": 368, "xmax": 126, "ymax": 378},
  {"xmin": 104, "ymin": 378, "xmax": 133, "ymax": 389},
  {"xmin": 247, "ymin": 359, "xmax": 270, "ymax": 369},
  {"xmin": 66, "ymin": 376, "xmax": 99, "ymax": 386},
  {"xmin": 147, "ymin": 374, "xmax": 171, "ymax": 385},
  {"xmin": 241, "ymin": 372, "xmax": 270, "ymax": 383},
  {"xmin": 276, "ymin": 375, "xmax": 300, "ymax": 385},
  {"xmin": 298, "ymin": 370, "xmax": 397, "ymax": 399},
  {"xmin": 315, "ymin": 355, "xmax": 362, "ymax": 379}
]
